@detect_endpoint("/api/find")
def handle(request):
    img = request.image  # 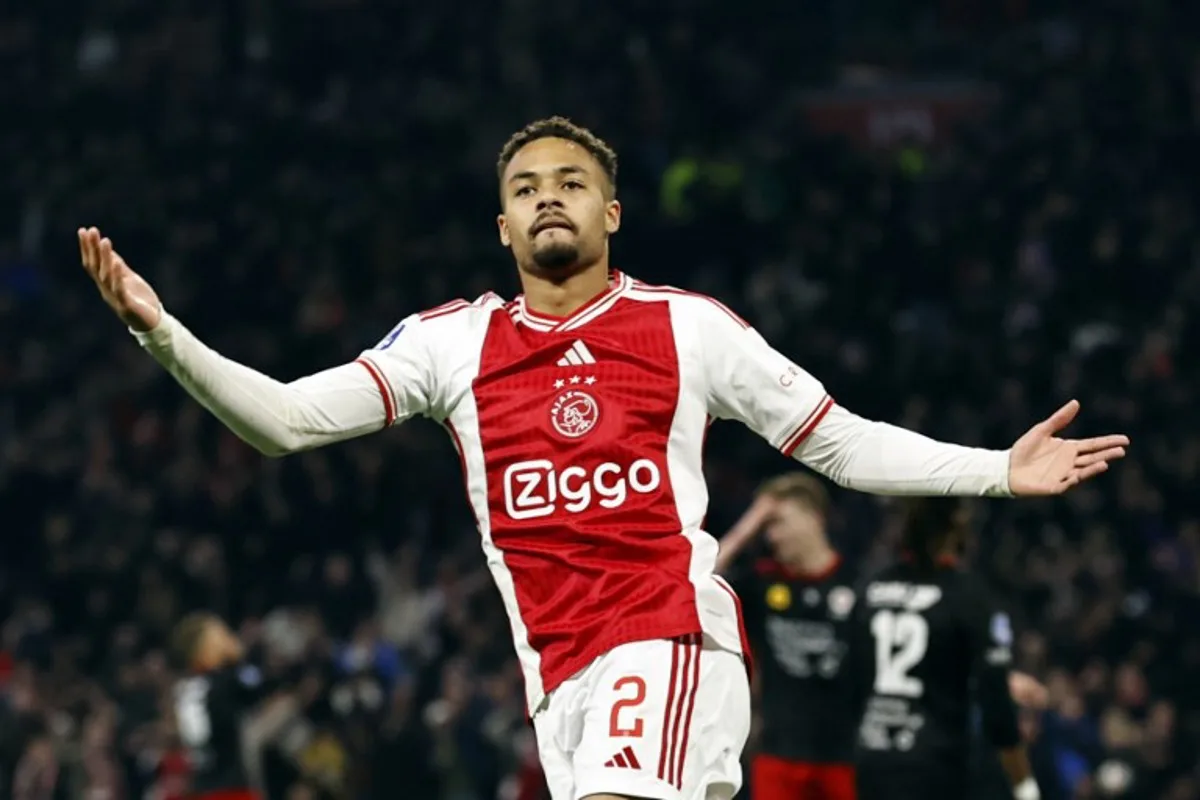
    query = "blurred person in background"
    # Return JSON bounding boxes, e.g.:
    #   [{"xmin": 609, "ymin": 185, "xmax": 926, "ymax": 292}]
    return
[
  {"xmin": 718, "ymin": 473, "xmax": 861, "ymax": 800},
  {"xmin": 12, "ymin": 733, "xmax": 68, "ymax": 800},
  {"xmin": 370, "ymin": 674, "xmax": 439, "ymax": 800},
  {"xmin": 850, "ymin": 499, "xmax": 1038, "ymax": 800},
  {"xmin": 169, "ymin": 612, "xmax": 287, "ymax": 800}
]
